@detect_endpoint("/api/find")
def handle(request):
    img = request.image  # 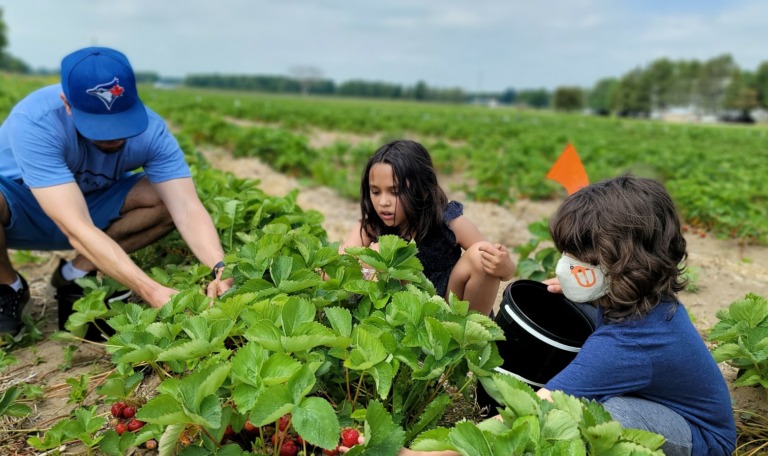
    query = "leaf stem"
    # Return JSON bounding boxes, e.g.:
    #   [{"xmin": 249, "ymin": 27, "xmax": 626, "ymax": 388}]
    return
[
  {"xmin": 351, "ymin": 371, "xmax": 366, "ymax": 410},
  {"xmin": 346, "ymin": 365, "xmax": 352, "ymax": 403},
  {"xmin": 199, "ymin": 425, "xmax": 221, "ymax": 449}
]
